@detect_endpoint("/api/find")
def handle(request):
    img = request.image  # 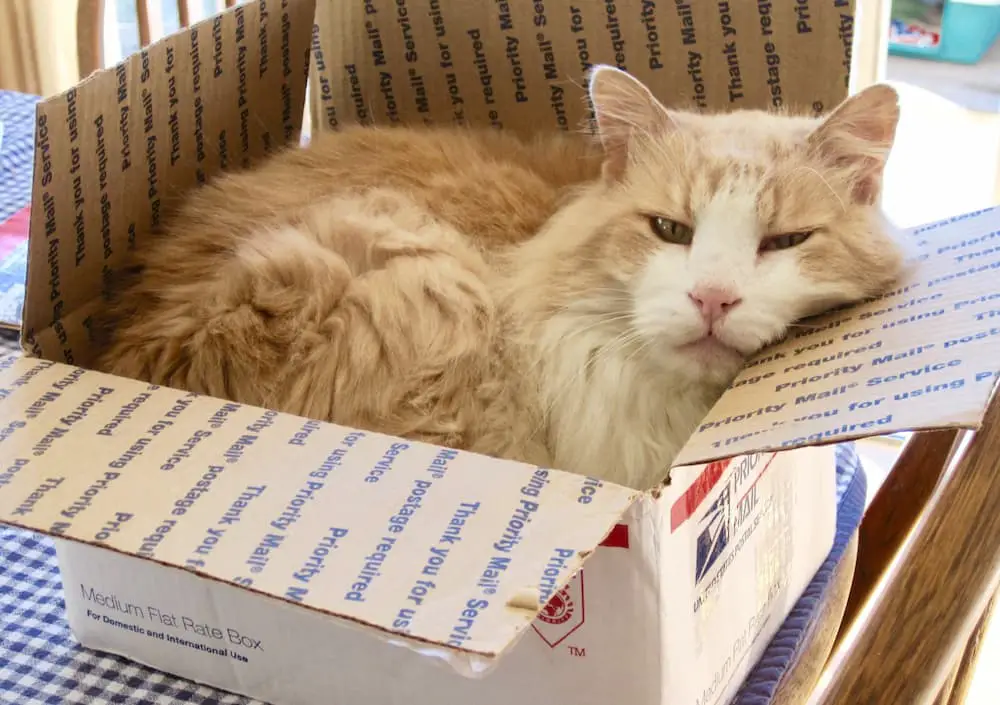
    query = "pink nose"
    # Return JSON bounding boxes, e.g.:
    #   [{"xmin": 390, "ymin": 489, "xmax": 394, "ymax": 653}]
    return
[{"xmin": 689, "ymin": 286, "xmax": 742, "ymax": 324}]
